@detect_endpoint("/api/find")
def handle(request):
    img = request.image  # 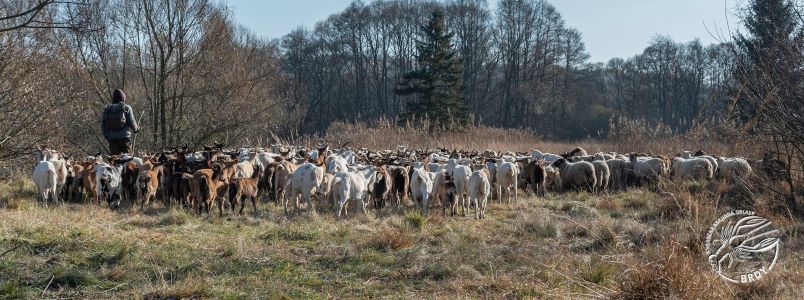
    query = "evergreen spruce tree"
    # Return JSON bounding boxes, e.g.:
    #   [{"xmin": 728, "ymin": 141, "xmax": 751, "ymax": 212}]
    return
[
  {"xmin": 395, "ymin": 8, "xmax": 467, "ymax": 130},
  {"xmin": 733, "ymin": 0, "xmax": 798, "ymax": 124}
]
